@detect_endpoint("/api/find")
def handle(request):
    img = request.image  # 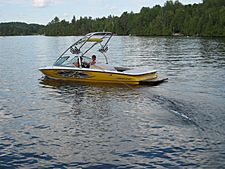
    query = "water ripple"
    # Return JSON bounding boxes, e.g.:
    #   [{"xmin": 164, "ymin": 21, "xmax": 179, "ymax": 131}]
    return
[{"xmin": 0, "ymin": 36, "xmax": 225, "ymax": 168}]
